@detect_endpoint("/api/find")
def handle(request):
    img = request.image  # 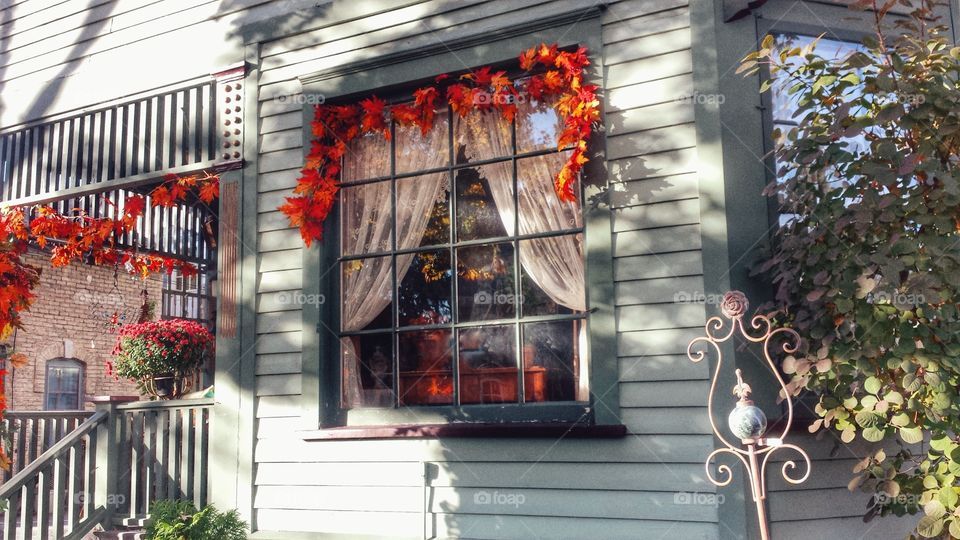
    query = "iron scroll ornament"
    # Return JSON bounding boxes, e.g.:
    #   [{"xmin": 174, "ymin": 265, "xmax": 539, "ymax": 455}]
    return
[{"xmin": 686, "ymin": 291, "xmax": 811, "ymax": 540}]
